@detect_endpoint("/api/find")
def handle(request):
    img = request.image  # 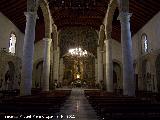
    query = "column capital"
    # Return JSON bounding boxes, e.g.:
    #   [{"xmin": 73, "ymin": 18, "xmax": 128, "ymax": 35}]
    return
[
  {"xmin": 118, "ymin": 12, "xmax": 132, "ymax": 23},
  {"xmin": 100, "ymin": 24, "xmax": 105, "ymax": 31},
  {"xmin": 97, "ymin": 46, "xmax": 104, "ymax": 52},
  {"xmin": 43, "ymin": 38, "xmax": 52, "ymax": 43},
  {"xmin": 104, "ymin": 39, "xmax": 112, "ymax": 44},
  {"xmin": 24, "ymin": 11, "xmax": 38, "ymax": 18},
  {"xmin": 52, "ymin": 24, "xmax": 57, "ymax": 32},
  {"xmin": 97, "ymin": 45, "xmax": 100, "ymax": 48},
  {"xmin": 24, "ymin": 12, "xmax": 38, "ymax": 23}
]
